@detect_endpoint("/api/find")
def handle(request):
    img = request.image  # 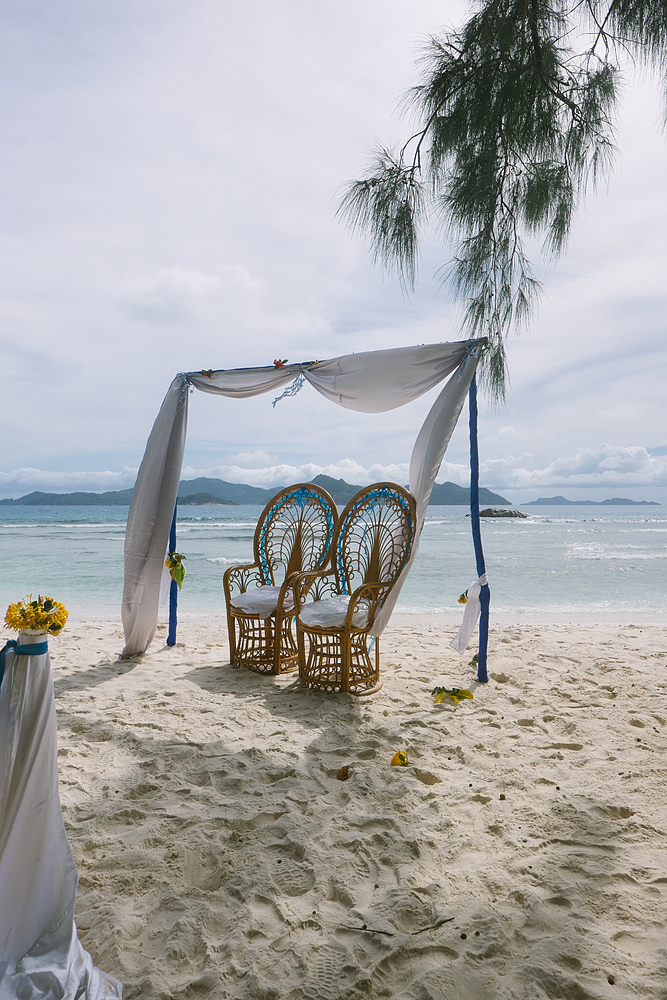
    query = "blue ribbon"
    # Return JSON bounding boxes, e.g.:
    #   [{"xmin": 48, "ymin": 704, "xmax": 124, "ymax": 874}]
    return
[
  {"xmin": 0, "ymin": 639, "xmax": 49, "ymax": 688},
  {"xmin": 16, "ymin": 642, "xmax": 49, "ymax": 656}
]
